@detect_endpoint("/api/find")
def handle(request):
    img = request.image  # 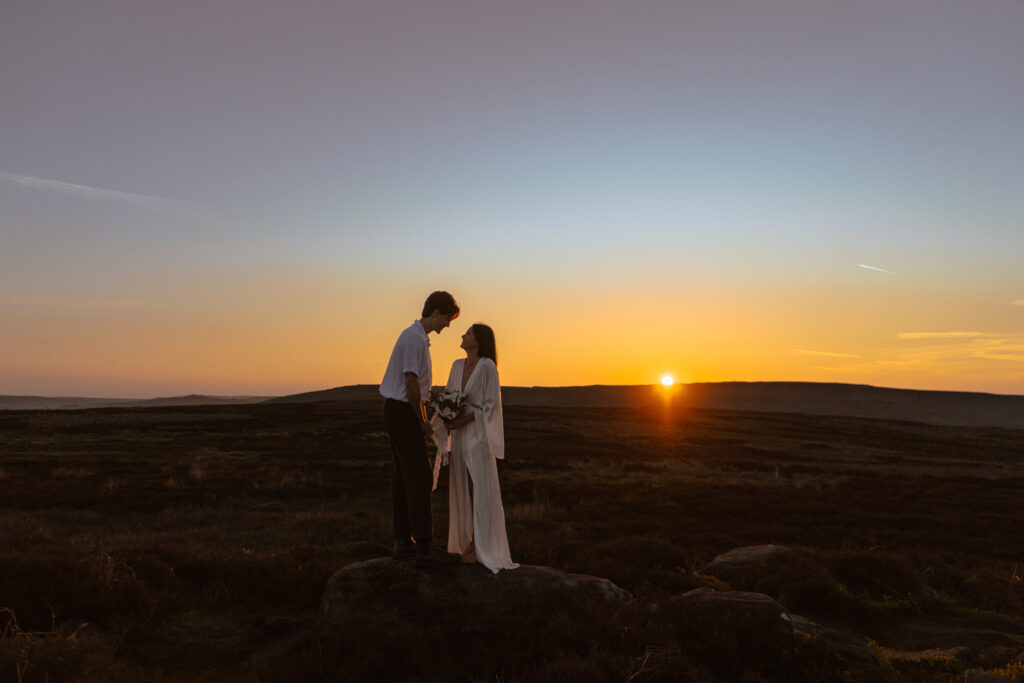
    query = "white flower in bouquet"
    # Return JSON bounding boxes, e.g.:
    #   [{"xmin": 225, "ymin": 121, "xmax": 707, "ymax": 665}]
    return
[{"xmin": 428, "ymin": 388, "xmax": 466, "ymax": 422}]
